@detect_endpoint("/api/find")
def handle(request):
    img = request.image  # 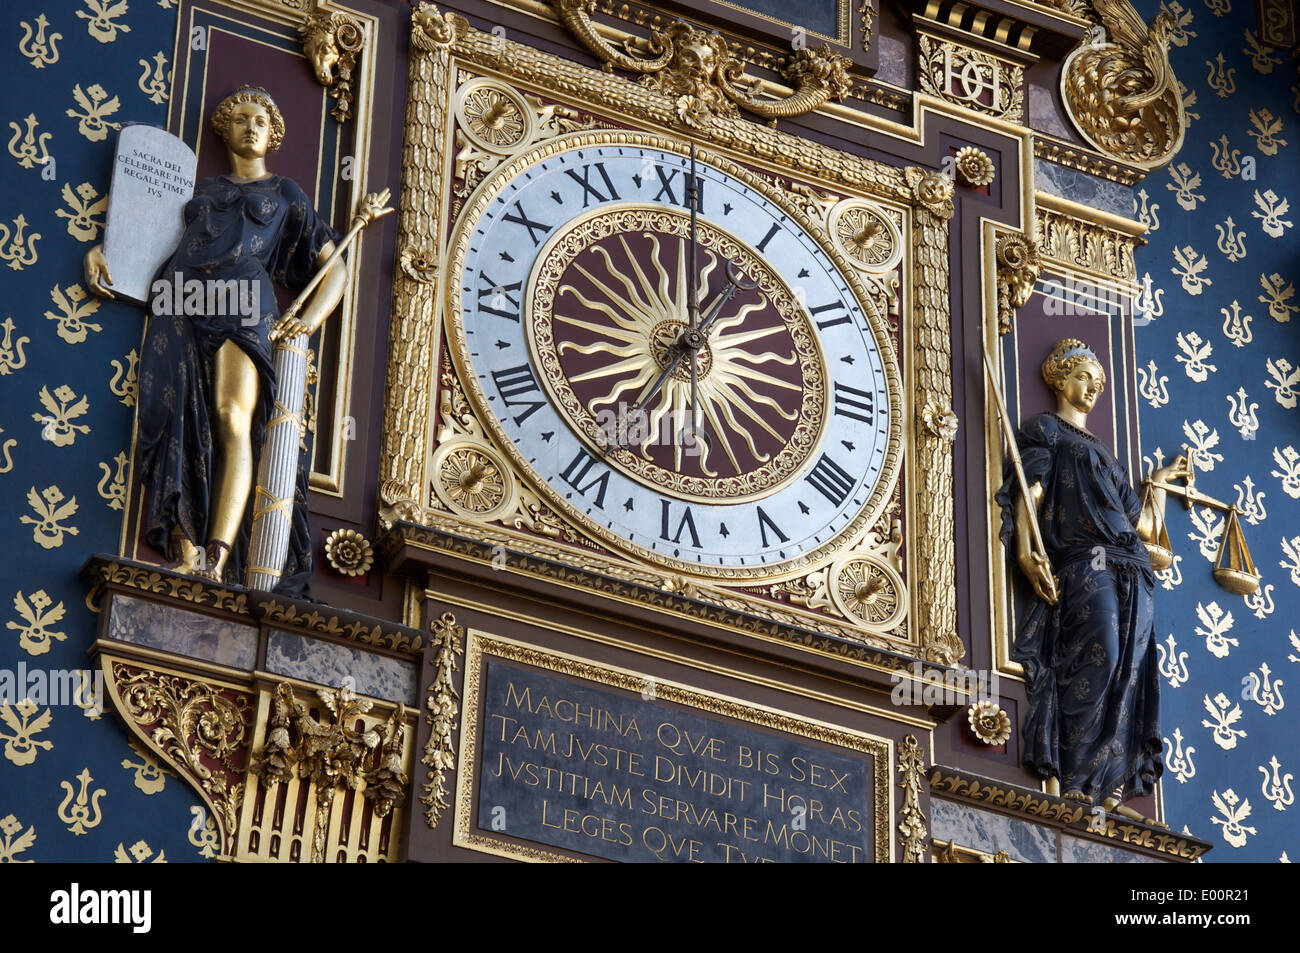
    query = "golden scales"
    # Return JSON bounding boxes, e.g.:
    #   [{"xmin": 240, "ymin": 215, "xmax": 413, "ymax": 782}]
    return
[{"xmin": 1142, "ymin": 446, "xmax": 1260, "ymax": 595}]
